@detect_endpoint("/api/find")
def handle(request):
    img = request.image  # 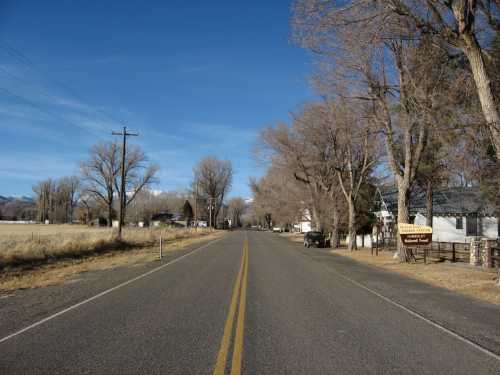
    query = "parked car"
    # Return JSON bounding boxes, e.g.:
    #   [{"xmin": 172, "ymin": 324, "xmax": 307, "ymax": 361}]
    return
[
  {"xmin": 272, "ymin": 227, "xmax": 283, "ymax": 233},
  {"xmin": 304, "ymin": 231, "xmax": 327, "ymax": 248}
]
